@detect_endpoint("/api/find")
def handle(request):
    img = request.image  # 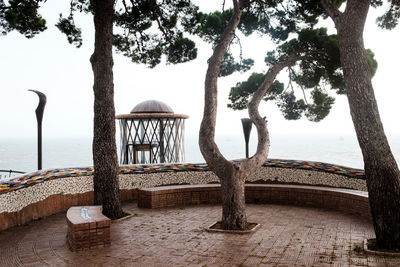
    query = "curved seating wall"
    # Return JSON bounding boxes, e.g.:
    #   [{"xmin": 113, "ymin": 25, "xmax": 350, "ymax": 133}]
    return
[
  {"xmin": 0, "ymin": 159, "xmax": 367, "ymax": 231},
  {"xmin": 138, "ymin": 184, "xmax": 370, "ymax": 220}
]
